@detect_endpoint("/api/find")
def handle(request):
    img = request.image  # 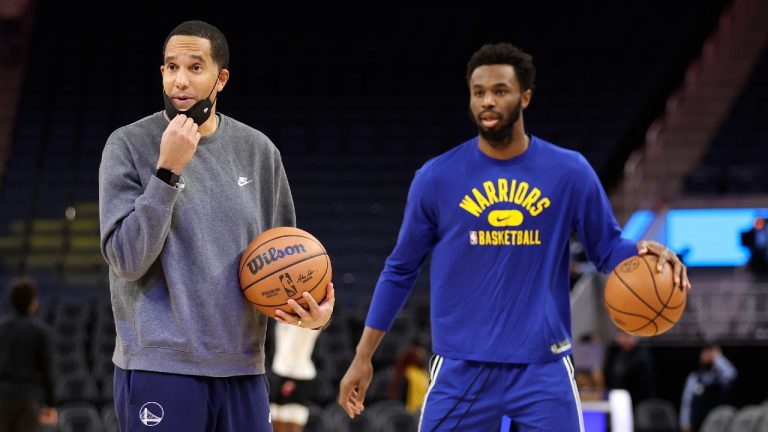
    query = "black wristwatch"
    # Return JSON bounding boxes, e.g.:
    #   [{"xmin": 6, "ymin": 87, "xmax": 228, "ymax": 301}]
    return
[{"xmin": 156, "ymin": 167, "xmax": 180, "ymax": 187}]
